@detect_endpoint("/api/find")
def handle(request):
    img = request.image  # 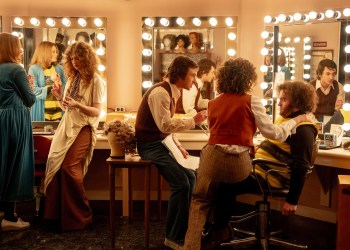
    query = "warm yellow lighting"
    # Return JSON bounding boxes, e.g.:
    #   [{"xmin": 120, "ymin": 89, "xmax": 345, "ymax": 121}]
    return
[
  {"xmin": 142, "ymin": 65, "xmax": 152, "ymax": 72},
  {"xmin": 261, "ymin": 48, "xmax": 269, "ymax": 56},
  {"xmin": 30, "ymin": 18, "xmax": 40, "ymax": 26},
  {"xmin": 227, "ymin": 49, "xmax": 236, "ymax": 57},
  {"xmin": 176, "ymin": 18, "xmax": 185, "ymax": 26},
  {"xmin": 225, "ymin": 17, "xmax": 234, "ymax": 26},
  {"xmin": 346, "ymin": 25, "xmax": 350, "ymax": 34},
  {"xmin": 278, "ymin": 14, "xmax": 287, "ymax": 22},
  {"xmin": 261, "ymin": 99, "xmax": 268, "ymax": 106},
  {"xmin": 142, "ymin": 32, "xmax": 152, "ymax": 40},
  {"xmin": 325, "ymin": 9, "xmax": 335, "ymax": 18},
  {"xmin": 192, "ymin": 18, "xmax": 201, "ymax": 26},
  {"xmin": 260, "ymin": 65, "xmax": 268, "ymax": 73},
  {"xmin": 78, "ymin": 18, "xmax": 87, "ymax": 27},
  {"xmin": 14, "ymin": 17, "xmax": 24, "ymax": 26},
  {"xmin": 260, "ymin": 82, "xmax": 269, "ymax": 90},
  {"xmin": 345, "ymin": 45, "xmax": 350, "ymax": 53},
  {"xmin": 98, "ymin": 65, "xmax": 106, "ymax": 72},
  {"xmin": 46, "ymin": 18, "xmax": 55, "ymax": 27},
  {"xmin": 343, "ymin": 103, "xmax": 350, "ymax": 111},
  {"xmin": 227, "ymin": 32, "xmax": 236, "ymax": 40},
  {"xmin": 344, "ymin": 8, "xmax": 350, "ymax": 17},
  {"xmin": 142, "ymin": 81, "xmax": 153, "ymax": 88},
  {"xmin": 344, "ymin": 64, "xmax": 350, "ymax": 73},
  {"xmin": 62, "ymin": 18, "xmax": 71, "ymax": 27},
  {"xmin": 343, "ymin": 123, "xmax": 350, "ymax": 131},
  {"xmin": 97, "ymin": 33, "xmax": 106, "ymax": 41},
  {"xmin": 144, "ymin": 18, "xmax": 154, "ymax": 27},
  {"xmin": 160, "ymin": 18, "xmax": 169, "ymax": 26},
  {"xmin": 94, "ymin": 18, "xmax": 103, "ymax": 27},
  {"xmin": 344, "ymin": 84, "xmax": 350, "ymax": 92},
  {"xmin": 264, "ymin": 16, "xmax": 273, "ymax": 23},
  {"xmin": 142, "ymin": 48, "xmax": 152, "ymax": 56},
  {"xmin": 209, "ymin": 17, "xmax": 218, "ymax": 26},
  {"xmin": 96, "ymin": 47, "xmax": 105, "ymax": 56}
]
